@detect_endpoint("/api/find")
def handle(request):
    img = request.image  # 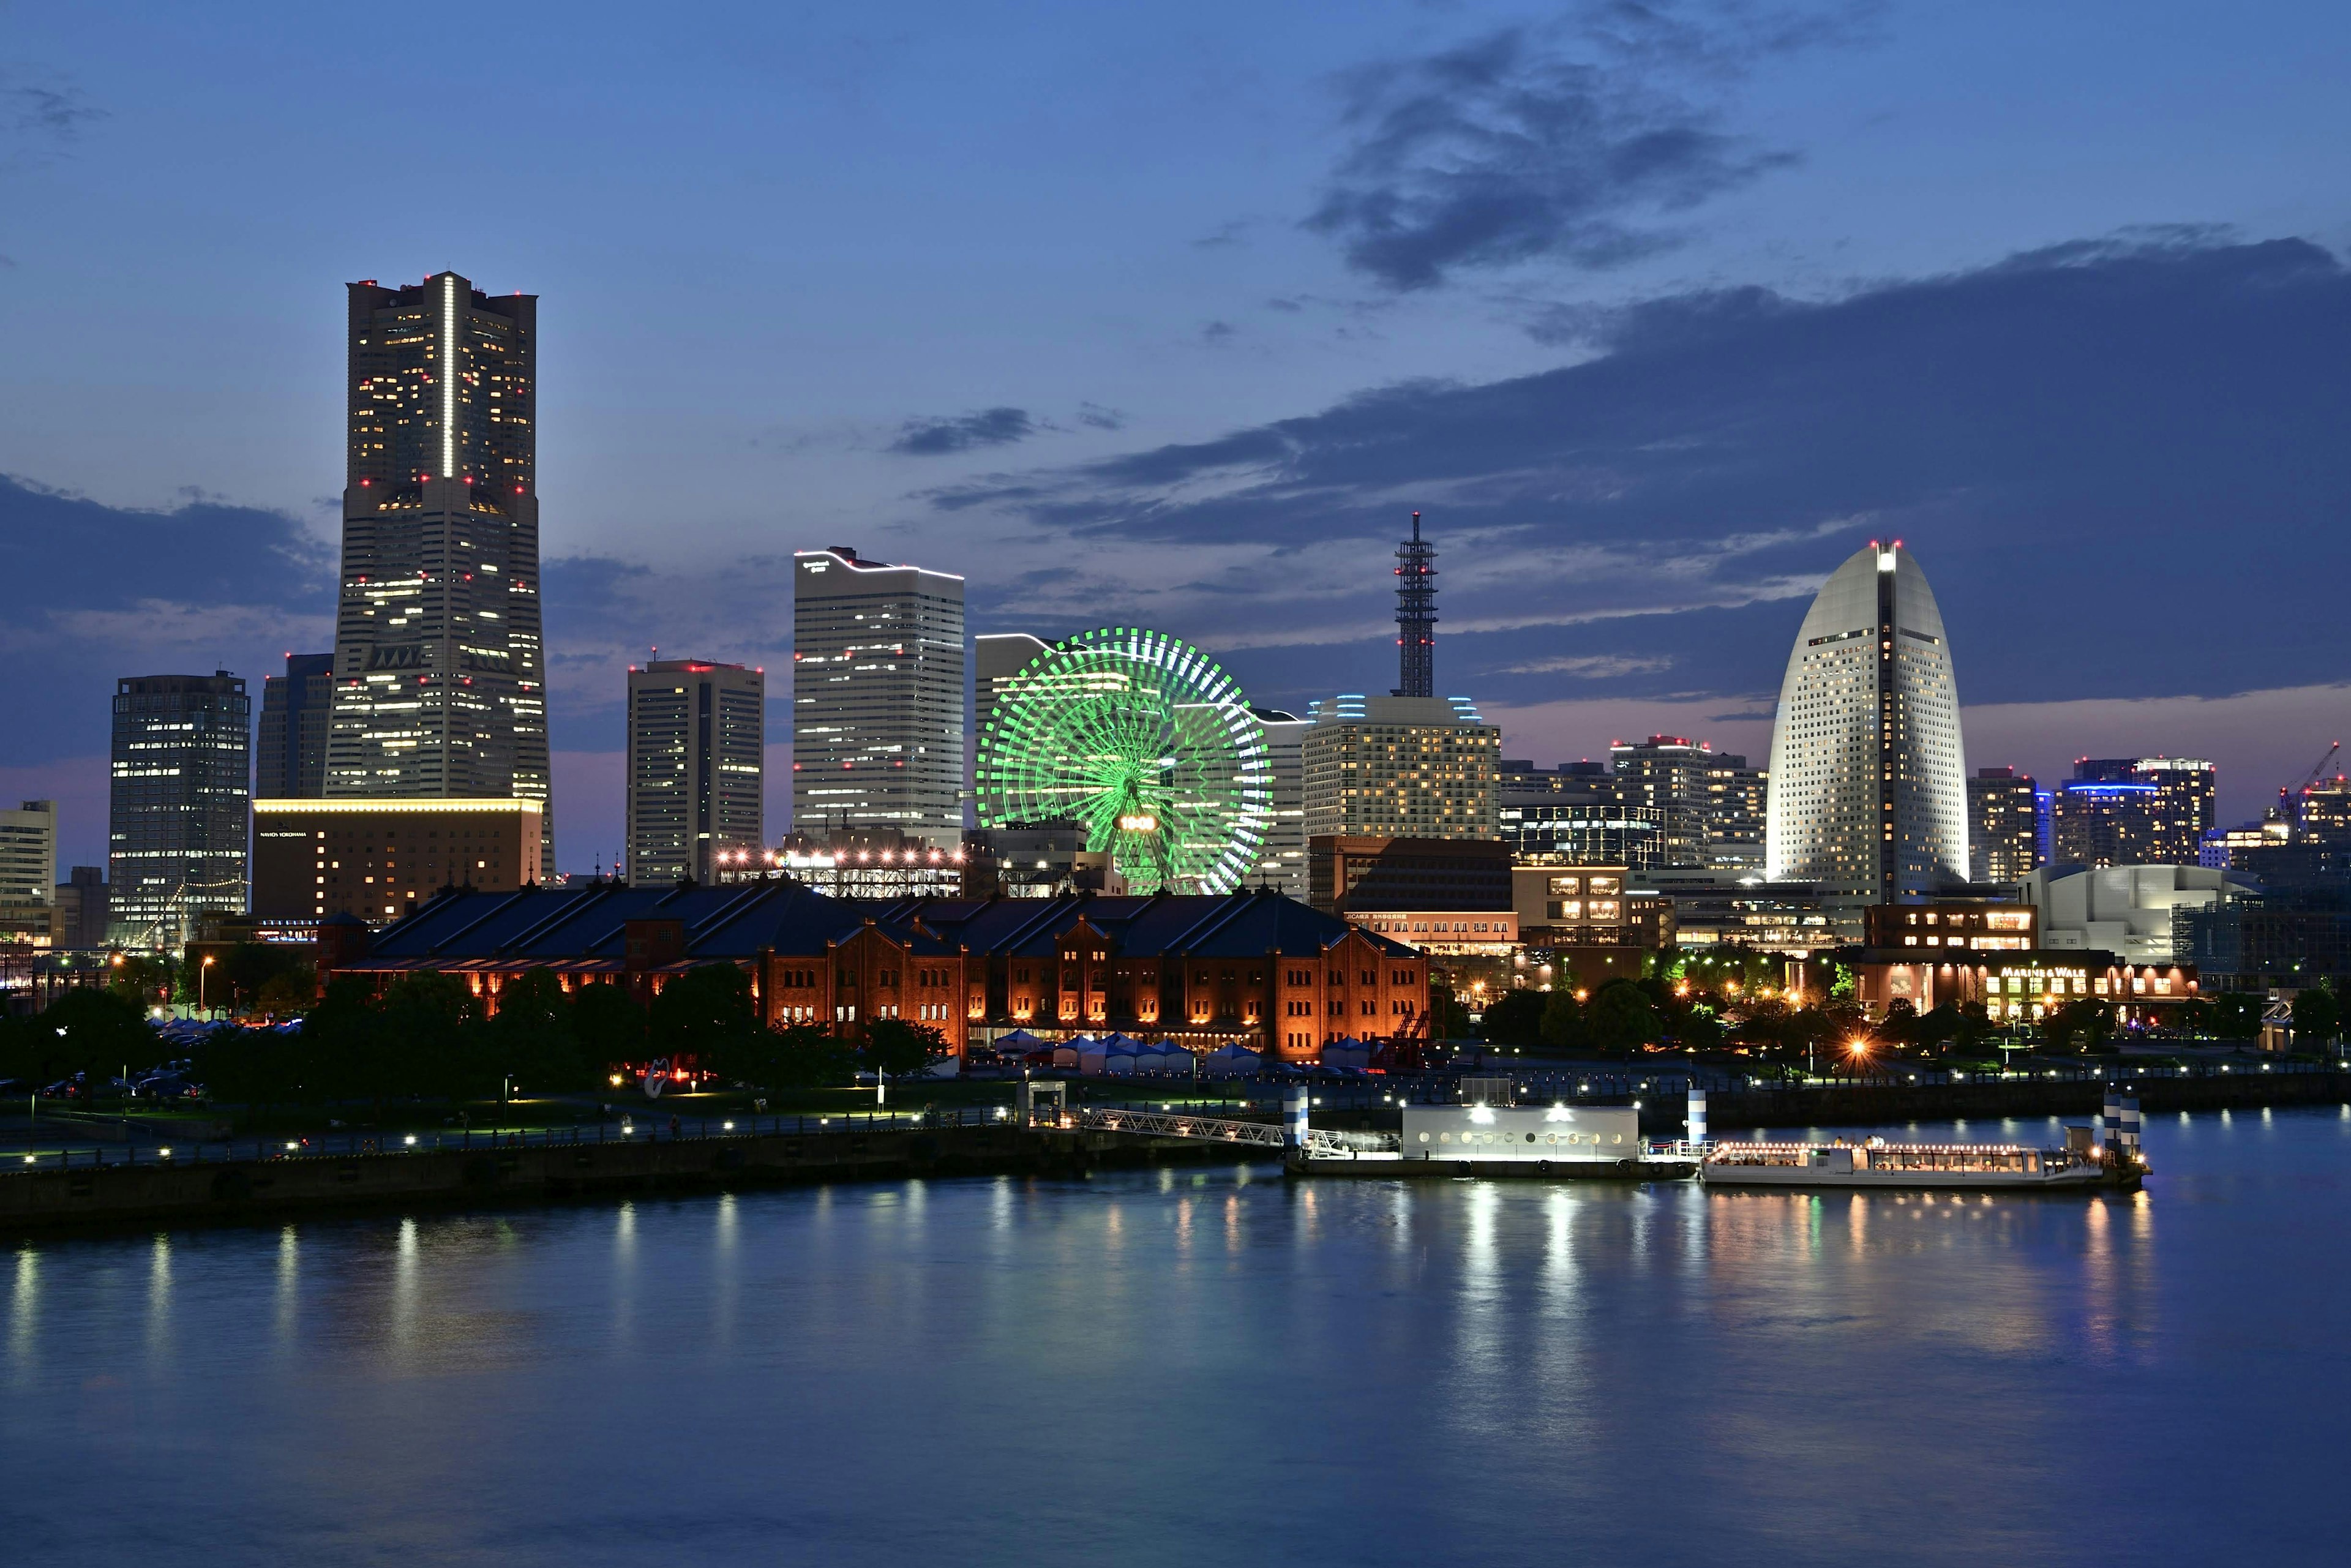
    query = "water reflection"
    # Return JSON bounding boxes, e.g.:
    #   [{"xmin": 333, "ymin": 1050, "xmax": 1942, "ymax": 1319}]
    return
[{"xmin": 0, "ymin": 1112, "xmax": 2338, "ymax": 1566}]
